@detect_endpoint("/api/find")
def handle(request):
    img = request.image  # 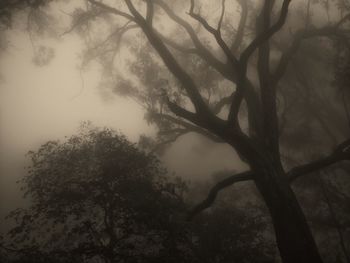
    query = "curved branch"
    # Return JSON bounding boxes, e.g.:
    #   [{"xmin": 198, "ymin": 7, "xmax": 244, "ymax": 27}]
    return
[
  {"xmin": 187, "ymin": 171, "xmax": 254, "ymax": 220},
  {"xmin": 154, "ymin": 112, "xmax": 223, "ymax": 142},
  {"xmin": 288, "ymin": 139, "xmax": 350, "ymax": 182},
  {"xmin": 217, "ymin": 0, "xmax": 226, "ymax": 32},
  {"xmin": 188, "ymin": 138, "xmax": 350, "ymax": 220}
]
